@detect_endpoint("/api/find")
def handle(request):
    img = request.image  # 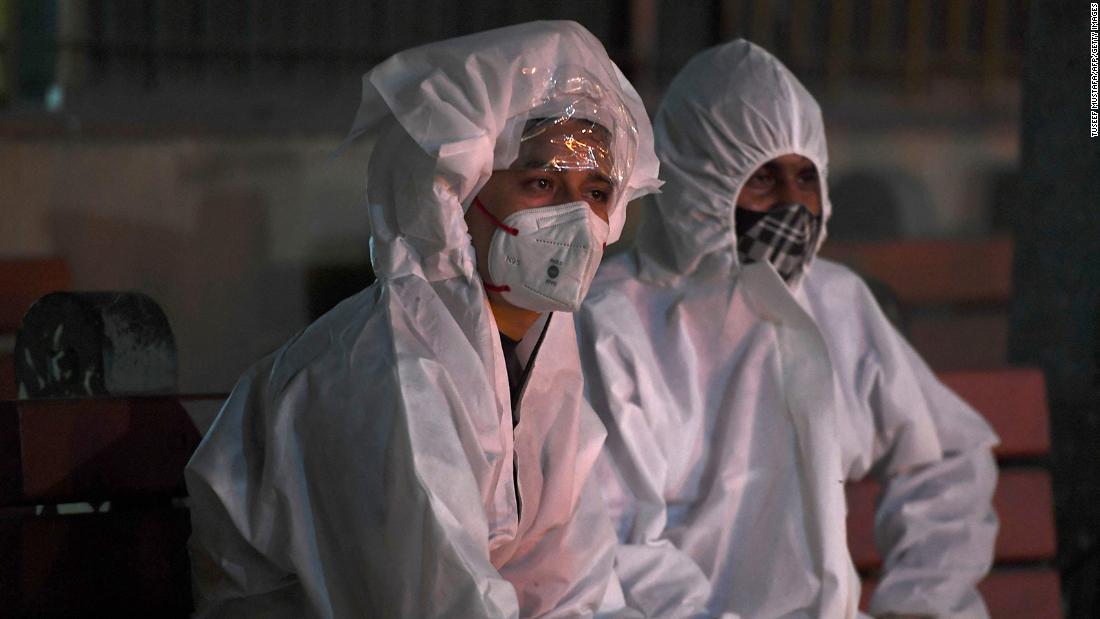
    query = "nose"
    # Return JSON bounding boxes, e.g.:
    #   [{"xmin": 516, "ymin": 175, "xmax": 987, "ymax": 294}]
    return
[
  {"xmin": 560, "ymin": 180, "xmax": 611, "ymax": 222},
  {"xmin": 556, "ymin": 182, "xmax": 584, "ymax": 205},
  {"xmin": 774, "ymin": 180, "xmax": 805, "ymax": 209},
  {"xmin": 771, "ymin": 180, "xmax": 821, "ymax": 215}
]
